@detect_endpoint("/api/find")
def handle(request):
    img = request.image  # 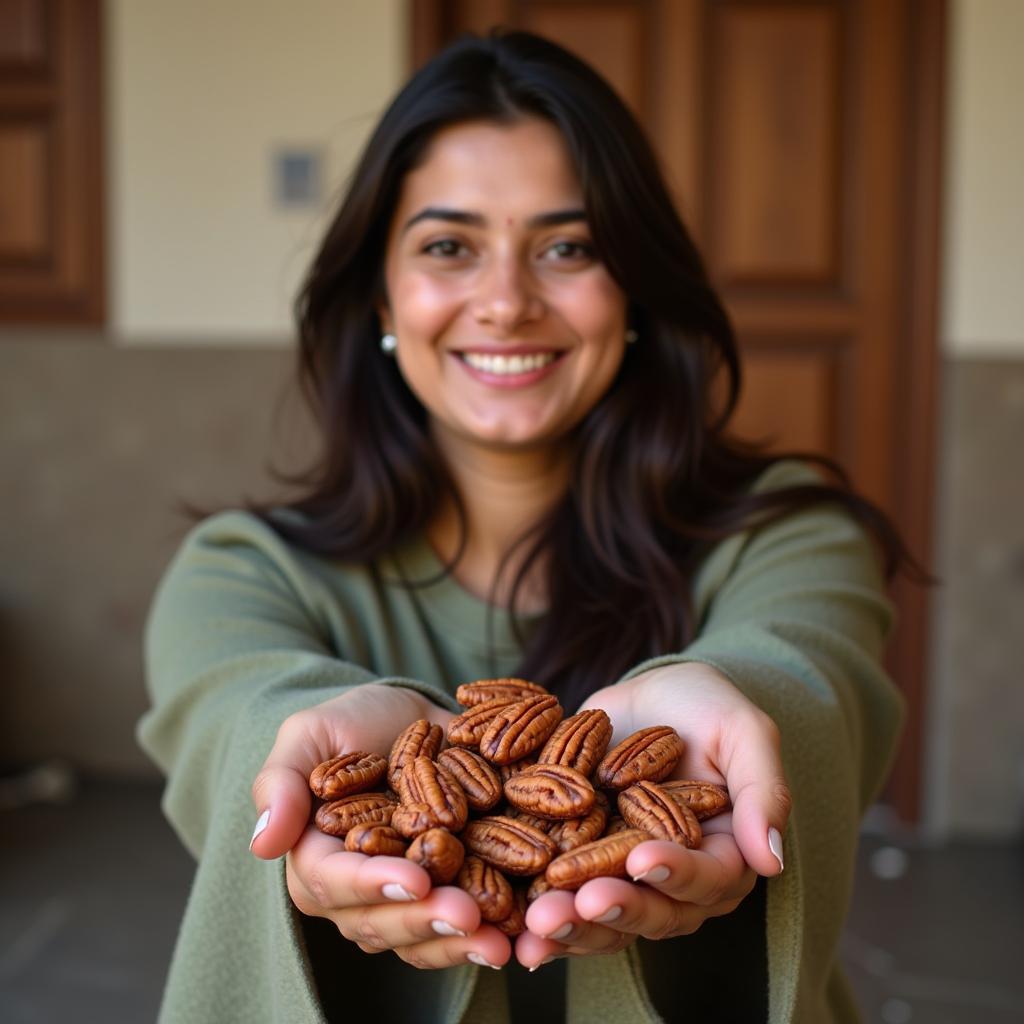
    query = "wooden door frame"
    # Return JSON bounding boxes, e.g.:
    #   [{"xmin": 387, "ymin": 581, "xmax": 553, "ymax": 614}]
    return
[{"xmin": 407, "ymin": 0, "xmax": 945, "ymax": 825}]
